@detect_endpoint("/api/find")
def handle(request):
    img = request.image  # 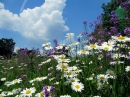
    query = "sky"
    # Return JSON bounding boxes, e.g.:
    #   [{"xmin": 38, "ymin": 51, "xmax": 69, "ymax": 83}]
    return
[{"xmin": 0, "ymin": 0, "xmax": 110, "ymax": 53}]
